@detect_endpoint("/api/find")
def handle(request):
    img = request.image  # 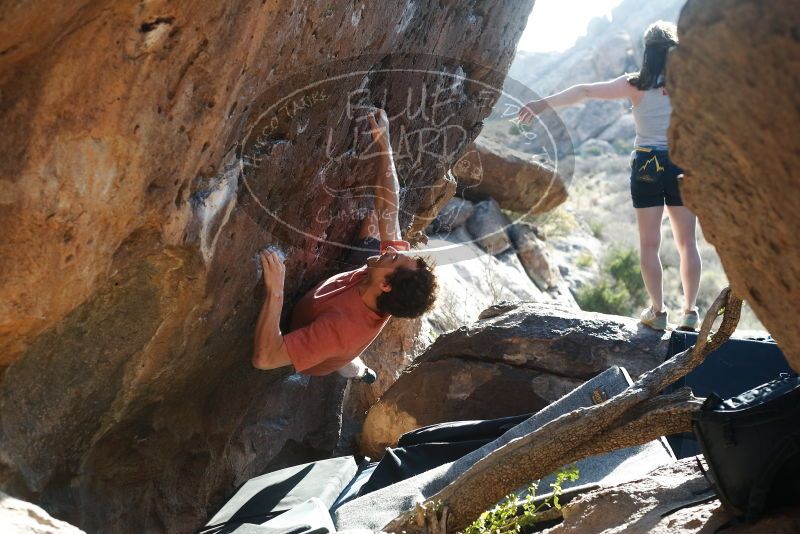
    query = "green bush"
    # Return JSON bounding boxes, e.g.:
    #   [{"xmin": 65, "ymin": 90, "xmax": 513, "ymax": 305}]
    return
[
  {"xmin": 587, "ymin": 220, "xmax": 604, "ymax": 239},
  {"xmin": 613, "ymin": 138, "xmax": 633, "ymax": 154},
  {"xmin": 607, "ymin": 247, "xmax": 647, "ymax": 305},
  {"xmin": 525, "ymin": 206, "xmax": 579, "ymax": 239},
  {"xmin": 576, "ymin": 280, "xmax": 631, "ymax": 315},
  {"xmin": 576, "ymin": 247, "xmax": 647, "ymax": 316},
  {"xmin": 576, "ymin": 251, "xmax": 594, "ymax": 268}
]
